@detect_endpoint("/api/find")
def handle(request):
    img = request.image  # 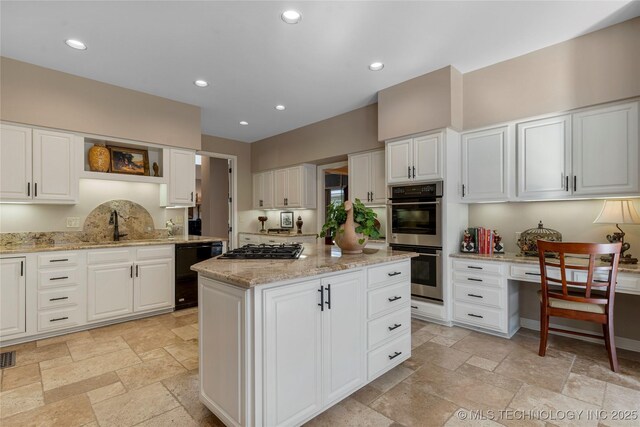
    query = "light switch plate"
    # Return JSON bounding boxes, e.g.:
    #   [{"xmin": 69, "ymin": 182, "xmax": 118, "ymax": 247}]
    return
[{"xmin": 66, "ymin": 217, "xmax": 81, "ymax": 228}]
